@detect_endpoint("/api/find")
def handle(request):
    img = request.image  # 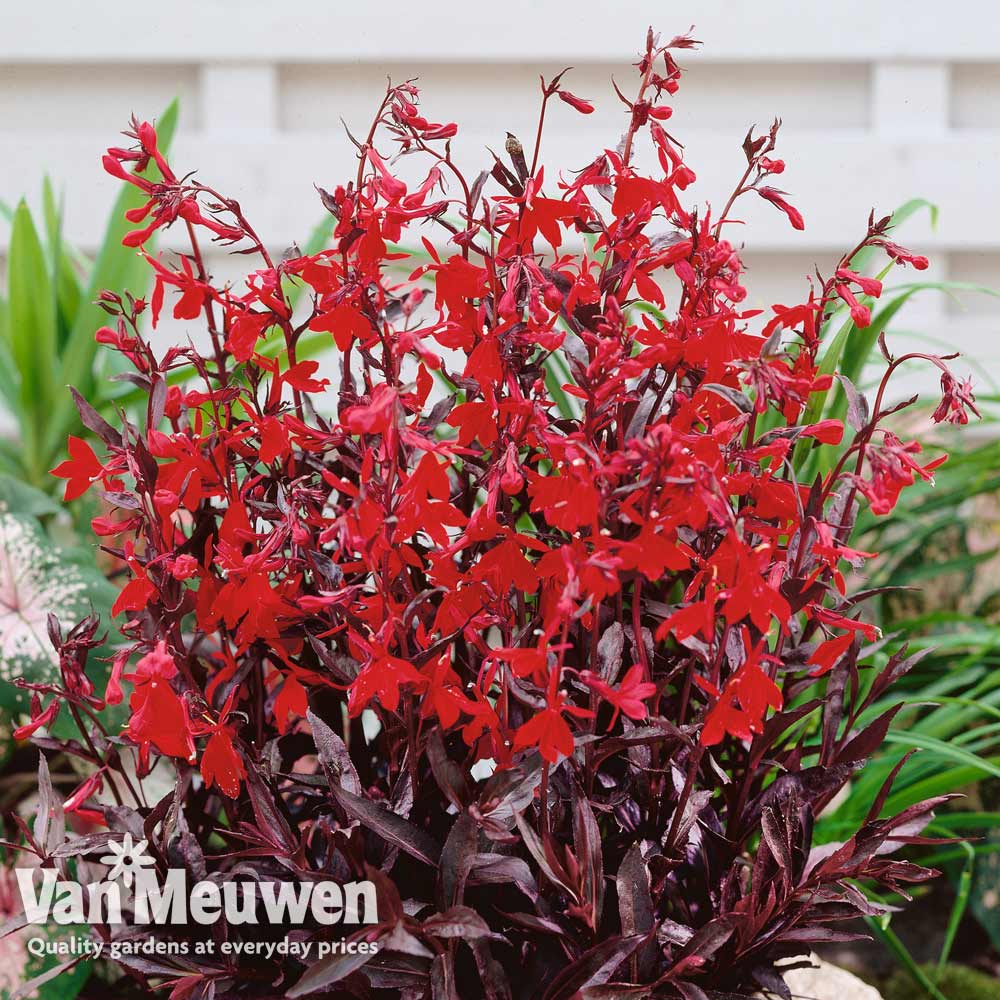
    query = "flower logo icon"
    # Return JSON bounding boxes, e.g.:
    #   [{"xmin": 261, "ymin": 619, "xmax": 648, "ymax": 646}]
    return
[{"xmin": 99, "ymin": 833, "xmax": 156, "ymax": 888}]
